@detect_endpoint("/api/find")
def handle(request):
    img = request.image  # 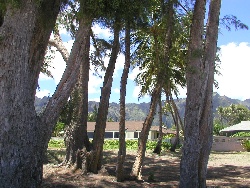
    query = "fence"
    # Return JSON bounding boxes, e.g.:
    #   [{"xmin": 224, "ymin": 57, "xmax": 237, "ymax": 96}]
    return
[
  {"xmin": 170, "ymin": 136, "xmax": 248, "ymax": 152},
  {"xmin": 212, "ymin": 136, "xmax": 247, "ymax": 152}
]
